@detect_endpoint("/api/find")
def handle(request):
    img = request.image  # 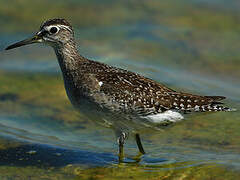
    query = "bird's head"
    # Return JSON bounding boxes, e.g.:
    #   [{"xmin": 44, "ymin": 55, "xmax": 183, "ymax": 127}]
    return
[{"xmin": 5, "ymin": 18, "xmax": 74, "ymax": 50}]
